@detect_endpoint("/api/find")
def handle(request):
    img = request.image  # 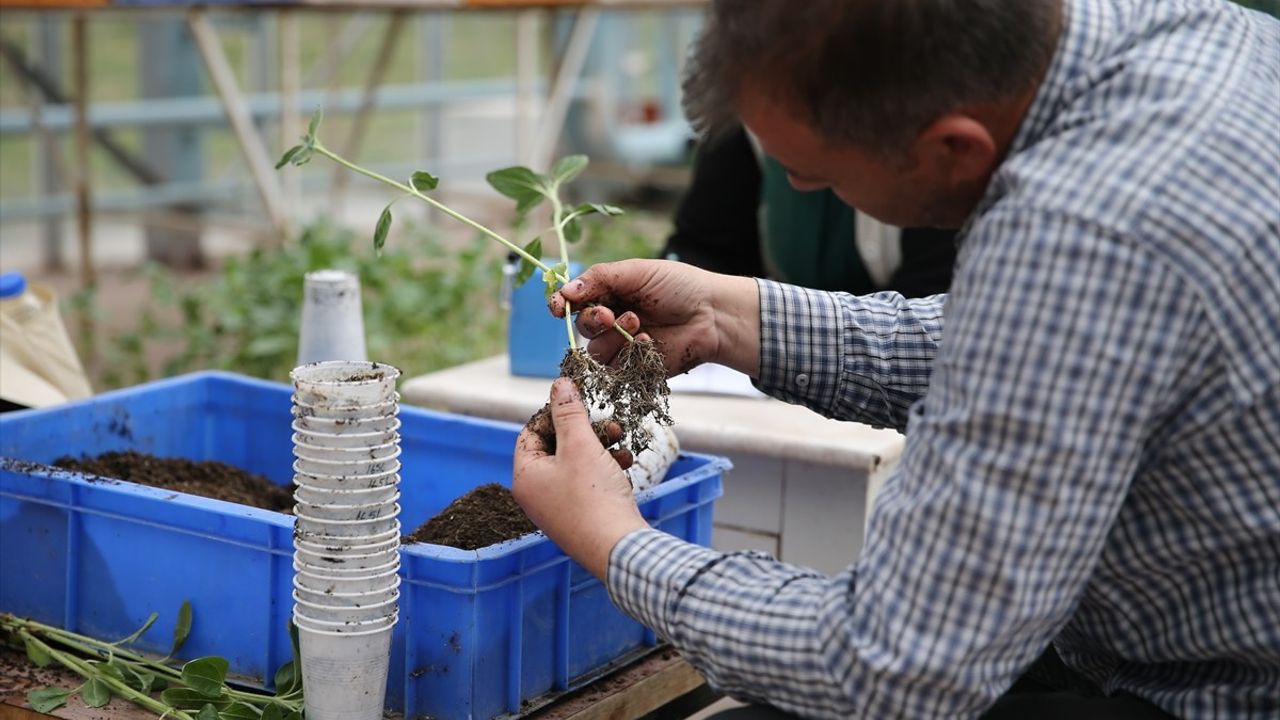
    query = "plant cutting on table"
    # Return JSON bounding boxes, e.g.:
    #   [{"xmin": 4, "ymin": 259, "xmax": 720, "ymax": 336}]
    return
[
  {"xmin": 278, "ymin": 111, "xmax": 671, "ymax": 460},
  {"xmin": 2, "ymin": 601, "xmax": 303, "ymax": 720}
]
